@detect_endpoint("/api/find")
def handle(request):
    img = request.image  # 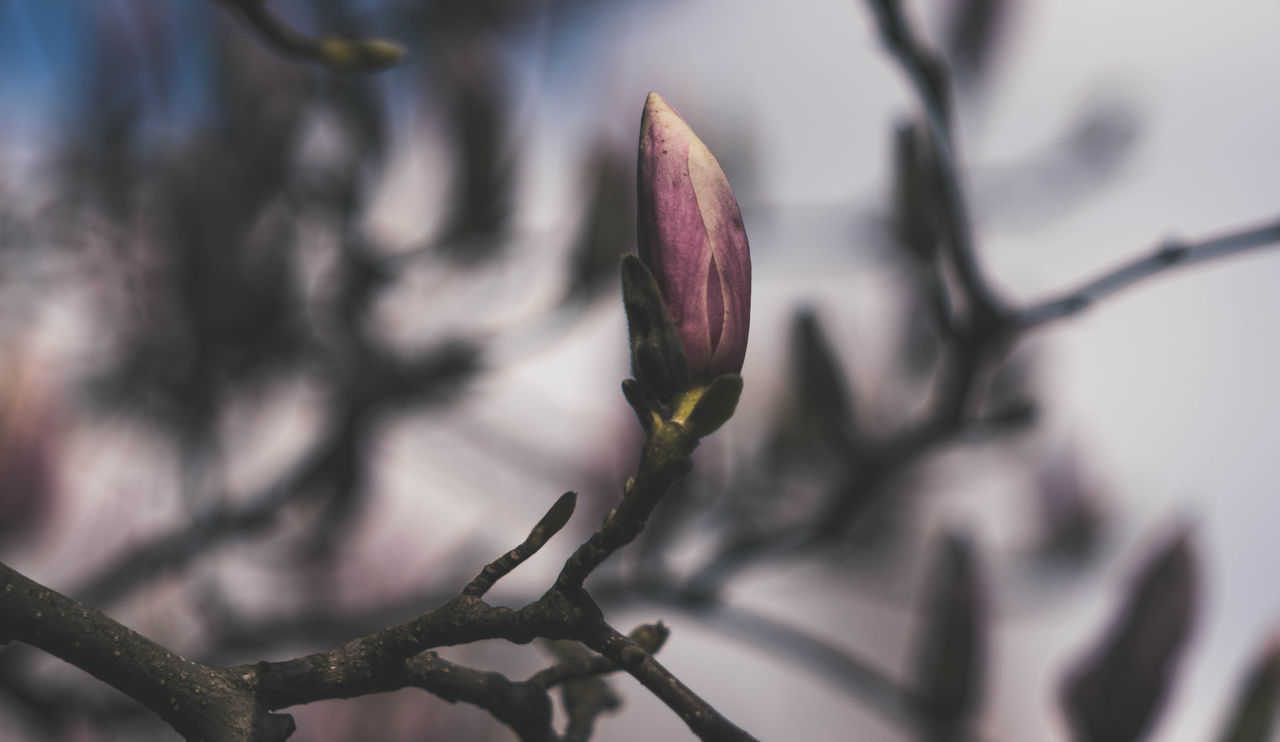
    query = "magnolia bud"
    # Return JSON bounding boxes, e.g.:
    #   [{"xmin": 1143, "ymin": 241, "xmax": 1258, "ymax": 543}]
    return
[{"xmin": 636, "ymin": 92, "xmax": 751, "ymax": 382}]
